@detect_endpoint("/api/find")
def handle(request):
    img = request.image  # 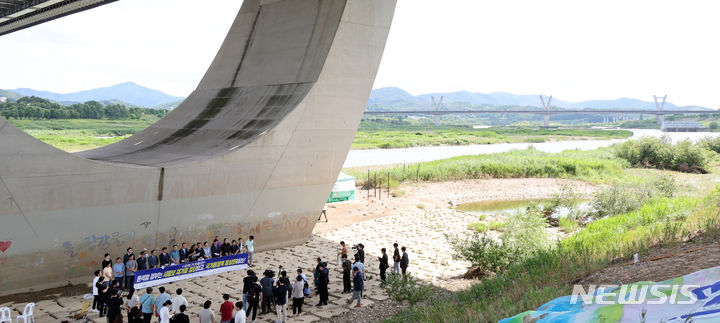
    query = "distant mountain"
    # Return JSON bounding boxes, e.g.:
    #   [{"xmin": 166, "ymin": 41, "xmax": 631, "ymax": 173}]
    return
[
  {"xmin": 11, "ymin": 82, "xmax": 183, "ymax": 108},
  {"xmin": 368, "ymin": 87, "xmax": 715, "ymax": 111}
]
